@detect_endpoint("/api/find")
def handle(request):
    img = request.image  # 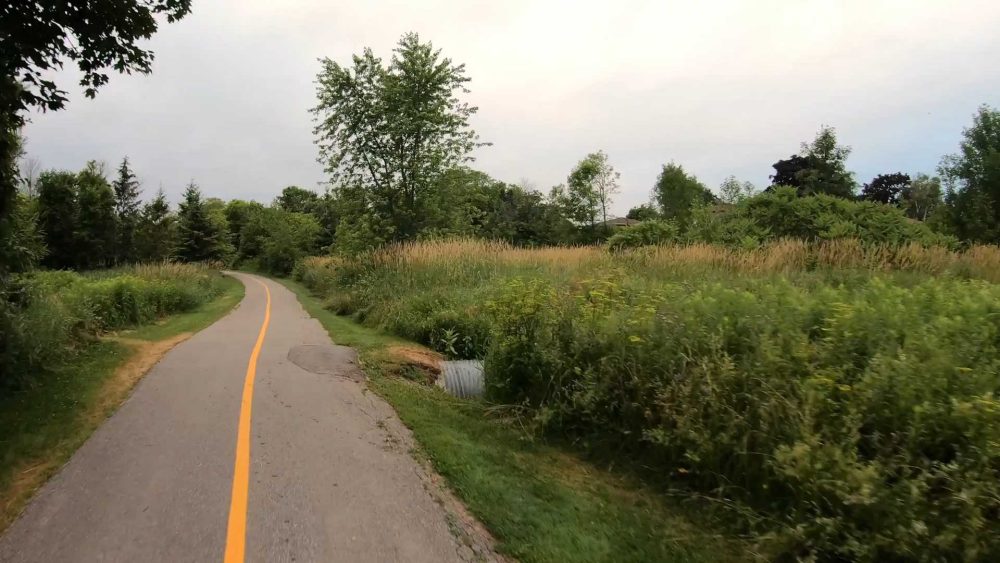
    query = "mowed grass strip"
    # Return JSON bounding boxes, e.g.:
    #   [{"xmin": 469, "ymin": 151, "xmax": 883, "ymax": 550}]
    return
[
  {"xmin": 278, "ymin": 277, "xmax": 749, "ymax": 563},
  {"xmin": 0, "ymin": 275, "xmax": 244, "ymax": 532}
]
